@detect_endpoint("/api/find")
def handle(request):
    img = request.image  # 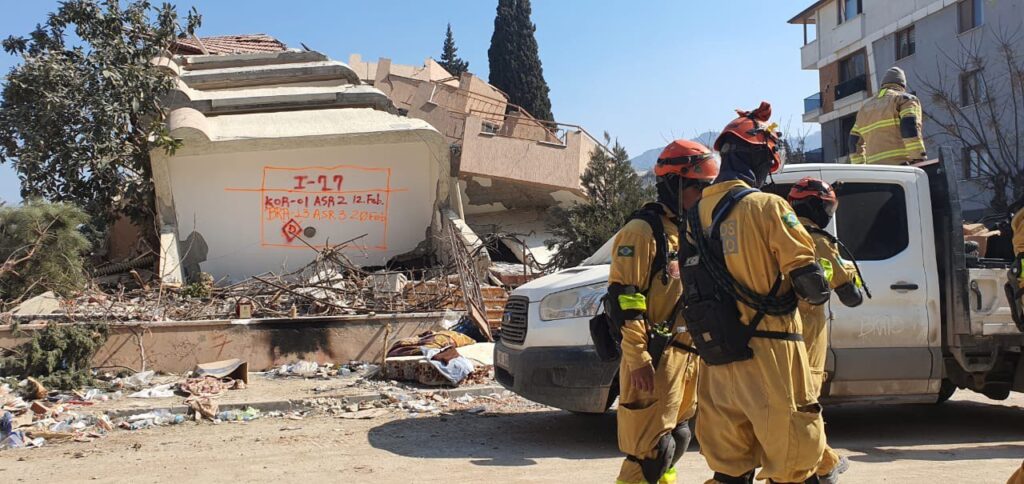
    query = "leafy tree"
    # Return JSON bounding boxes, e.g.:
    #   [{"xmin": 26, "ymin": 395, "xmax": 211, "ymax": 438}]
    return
[
  {"xmin": 0, "ymin": 0, "xmax": 201, "ymax": 228},
  {"xmin": 0, "ymin": 200, "xmax": 91, "ymax": 303},
  {"xmin": 546, "ymin": 134, "xmax": 652, "ymax": 268},
  {"xmin": 488, "ymin": 0, "xmax": 554, "ymax": 121},
  {"xmin": 438, "ymin": 23, "xmax": 470, "ymax": 78}
]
